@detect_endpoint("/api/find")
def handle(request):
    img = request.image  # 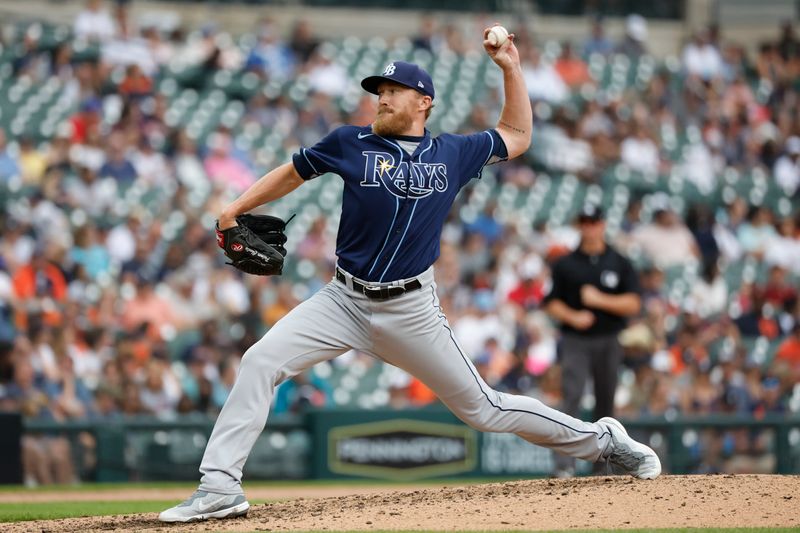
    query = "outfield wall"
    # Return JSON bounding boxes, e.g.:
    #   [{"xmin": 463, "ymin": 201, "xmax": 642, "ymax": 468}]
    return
[{"xmin": 10, "ymin": 410, "xmax": 800, "ymax": 484}]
